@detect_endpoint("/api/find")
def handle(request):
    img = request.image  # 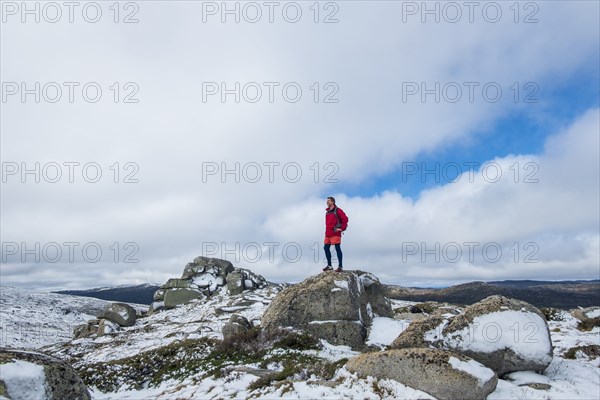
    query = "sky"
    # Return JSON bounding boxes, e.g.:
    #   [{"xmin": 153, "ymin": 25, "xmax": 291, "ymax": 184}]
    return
[{"xmin": 1, "ymin": 0, "xmax": 599, "ymax": 290}]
